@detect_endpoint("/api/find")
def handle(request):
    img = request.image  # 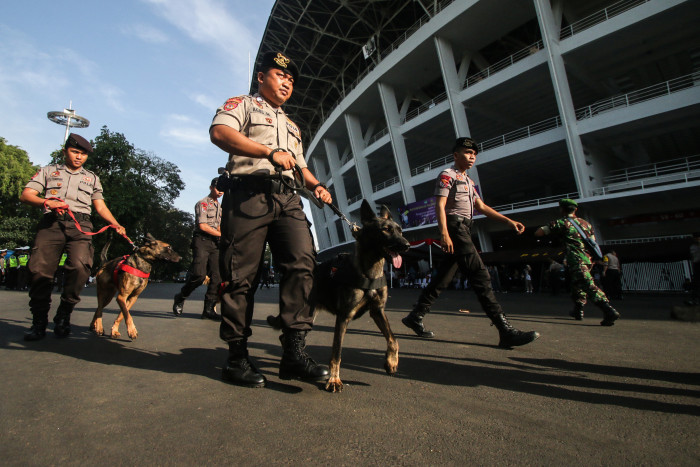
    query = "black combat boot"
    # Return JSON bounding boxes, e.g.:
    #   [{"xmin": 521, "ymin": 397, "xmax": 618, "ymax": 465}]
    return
[
  {"xmin": 491, "ymin": 313, "xmax": 540, "ymax": 348},
  {"xmin": 598, "ymin": 302, "xmax": 620, "ymax": 326},
  {"xmin": 279, "ymin": 329, "xmax": 329, "ymax": 381},
  {"xmin": 201, "ymin": 300, "xmax": 222, "ymax": 321},
  {"xmin": 24, "ymin": 315, "xmax": 48, "ymax": 342},
  {"xmin": 172, "ymin": 293, "xmax": 186, "ymax": 316},
  {"xmin": 569, "ymin": 303, "xmax": 584, "ymax": 320},
  {"xmin": 53, "ymin": 302, "xmax": 74, "ymax": 338},
  {"xmin": 221, "ymin": 339, "xmax": 266, "ymax": 388},
  {"xmin": 401, "ymin": 304, "xmax": 435, "ymax": 338}
]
